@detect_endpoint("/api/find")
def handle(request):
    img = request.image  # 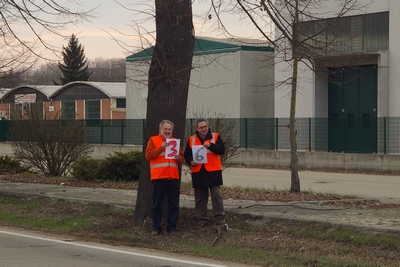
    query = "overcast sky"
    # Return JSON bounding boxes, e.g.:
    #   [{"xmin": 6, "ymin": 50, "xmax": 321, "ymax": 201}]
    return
[
  {"xmin": 33, "ymin": 0, "xmax": 266, "ymax": 61},
  {"xmin": 10, "ymin": 1, "xmax": 268, "ymax": 63}
]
